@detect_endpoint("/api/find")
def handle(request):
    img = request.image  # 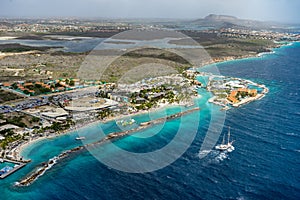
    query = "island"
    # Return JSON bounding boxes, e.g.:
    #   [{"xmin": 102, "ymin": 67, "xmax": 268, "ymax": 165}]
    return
[{"xmin": 0, "ymin": 16, "xmax": 299, "ymax": 182}]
